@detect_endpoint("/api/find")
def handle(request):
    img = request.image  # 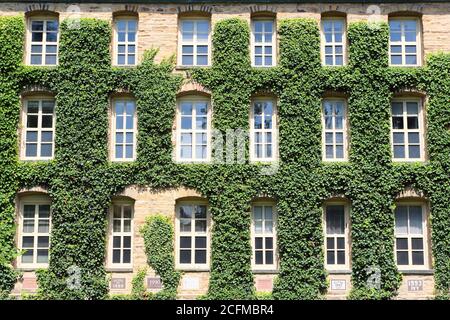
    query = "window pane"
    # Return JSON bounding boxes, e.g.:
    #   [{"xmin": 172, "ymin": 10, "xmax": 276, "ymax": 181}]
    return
[
  {"xmin": 180, "ymin": 236, "xmax": 191, "ymax": 248},
  {"xmin": 326, "ymin": 237, "xmax": 334, "ymax": 249},
  {"xmin": 37, "ymin": 249, "xmax": 49, "ymax": 263},
  {"xmin": 396, "ymin": 238, "xmax": 408, "ymax": 250},
  {"xmin": 265, "ymin": 251, "xmax": 274, "ymax": 265},
  {"xmin": 397, "ymin": 251, "xmax": 408, "ymax": 265},
  {"xmin": 180, "ymin": 219, "xmax": 191, "ymax": 232},
  {"xmin": 327, "ymin": 251, "xmax": 335, "ymax": 265},
  {"xmin": 40, "ymin": 144, "xmax": 52, "ymax": 157},
  {"xmin": 113, "ymin": 236, "xmax": 121, "ymax": 248},
  {"xmin": 180, "ymin": 206, "xmax": 192, "ymax": 219},
  {"xmin": 255, "ymin": 251, "xmax": 263, "ymax": 264},
  {"xmin": 195, "ymin": 220, "xmax": 206, "ymax": 232},
  {"xmin": 392, "ymin": 117, "xmax": 404, "ymax": 129},
  {"xmin": 180, "ymin": 250, "xmax": 191, "ymax": 264},
  {"xmin": 23, "ymin": 220, "xmax": 34, "ymax": 233},
  {"xmin": 113, "ymin": 219, "xmax": 121, "ymax": 232},
  {"xmin": 123, "ymin": 236, "xmax": 131, "ymax": 248},
  {"xmin": 112, "ymin": 249, "xmax": 121, "ymax": 263},
  {"xmin": 123, "ymin": 249, "xmax": 131, "ymax": 263},
  {"xmin": 337, "ymin": 251, "xmax": 345, "ymax": 264},
  {"xmin": 265, "ymin": 237, "xmax": 273, "ymax": 249},
  {"xmin": 26, "ymin": 144, "xmax": 37, "ymax": 157},
  {"xmin": 24, "ymin": 205, "xmax": 35, "ymax": 218},
  {"xmin": 22, "ymin": 236, "xmax": 34, "ymax": 248},
  {"xmin": 38, "ymin": 205, "xmax": 50, "ymax": 218},
  {"xmin": 393, "ymin": 145, "xmax": 405, "ymax": 158},
  {"xmin": 411, "ymin": 237, "xmax": 423, "ymax": 250},
  {"xmin": 26, "ymin": 131, "xmax": 38, "ymax": 142},
  {"xmin": 412, "ymin": 251, "xmax": 424, "ymax": 265},
  {"xmin": 255, "ymin": 237, "xmax": 263, "ymax": 250},
  {"xmin": 393, "ymin": 133, "xmax": 404, "ymax": 144},
  {"xmin": 326, "ymin": 205, "xmax": 345, "ymax": 234},
  {"xmin": 409, "ymin": 145, "xmax": 420, "ymax": 158},
  {"xmin": 195, "ymin": 236, "xmax": 207, "ymax": 248},
  {"xmin": 409, "ymin": 206, "xmax": 423, "ymax": 234},
  {"xmin": 22, "ymin": 250, "xmax": 33, "ymax": 263},
  {"xmin": 195, "ymin": 250, "xmax": 206, "ymax": 264},
  {"xmin": 407, "ymin": 117, "xmax": 419, "ymax": 129},
  {"xmin": 395, "ymin": 206, "xmax": 408, "ymax": 234},
  {"xmin": 336, "ymin": 237, "xmax": 345, "ymax": 250}
]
